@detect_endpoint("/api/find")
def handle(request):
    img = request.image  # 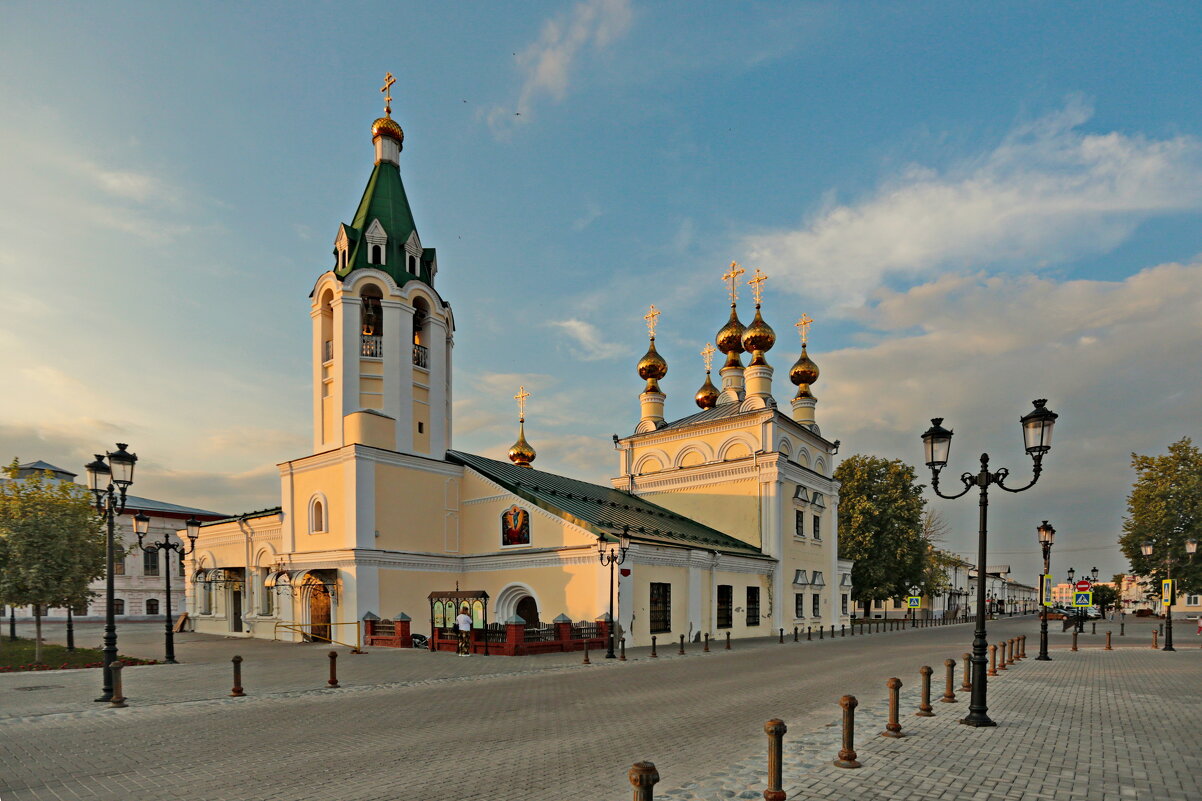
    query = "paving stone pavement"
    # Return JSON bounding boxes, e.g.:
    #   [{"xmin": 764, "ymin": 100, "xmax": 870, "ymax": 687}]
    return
[{"xmin": 0, "ymin": 616, "xmax": 1196, "ymax": 801}]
